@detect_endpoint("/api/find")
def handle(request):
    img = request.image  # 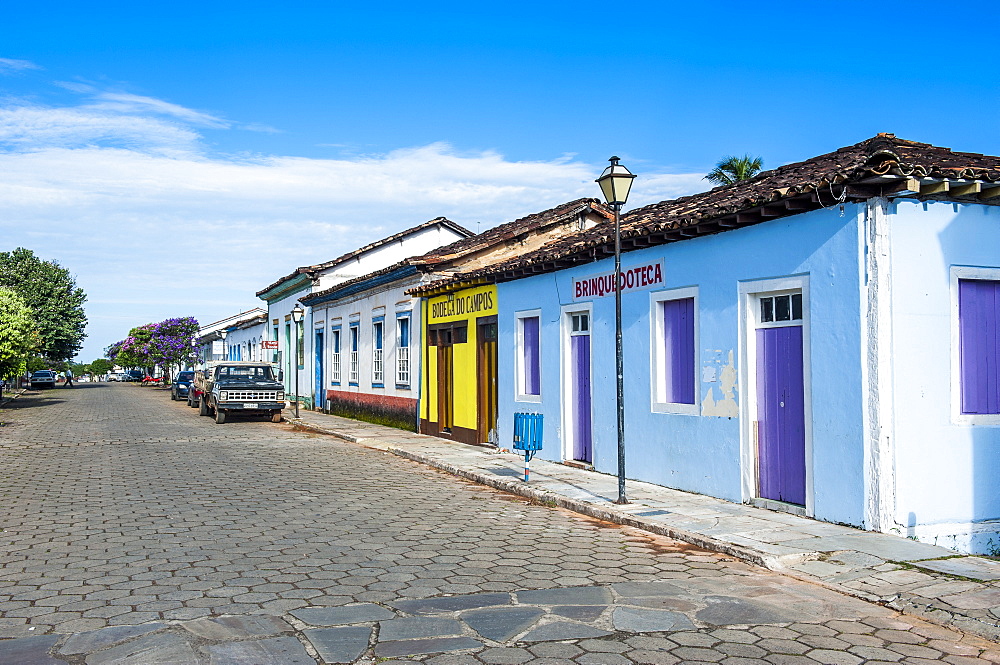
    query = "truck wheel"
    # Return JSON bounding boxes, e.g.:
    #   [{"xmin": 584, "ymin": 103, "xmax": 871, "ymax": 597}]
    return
[
  {"xmin": 215, "ymin": 408, "xmax": 226, "ymax": 424},
  {"xmin": 271, "ymin": 412, "xmax": 282, "ymax": 423},
  {"xmin": 199, "ymin": 397, "xmax": 209, "ymax": 416}
]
